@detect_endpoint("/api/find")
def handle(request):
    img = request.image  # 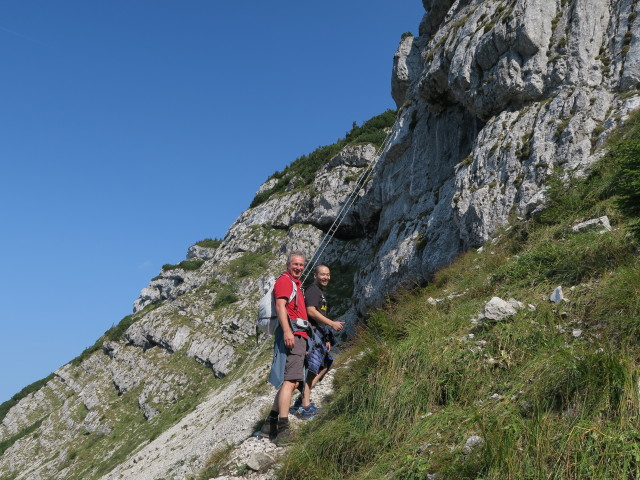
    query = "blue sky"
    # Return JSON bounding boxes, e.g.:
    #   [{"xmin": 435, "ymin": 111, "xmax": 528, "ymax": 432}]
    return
[{"xmin": 0, "ymin": 1, "xmax": 424, "ymax": 403}]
